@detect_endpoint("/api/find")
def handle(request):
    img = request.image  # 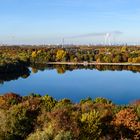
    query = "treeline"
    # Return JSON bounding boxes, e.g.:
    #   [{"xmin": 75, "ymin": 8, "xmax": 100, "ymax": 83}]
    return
[
  {"xmin": 1, "ymin": 46, "xmax": 140, "ymax": 66},
  {"xmin": 0, "ymin": 93, "xmax": 140, "ymax": 140}
]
